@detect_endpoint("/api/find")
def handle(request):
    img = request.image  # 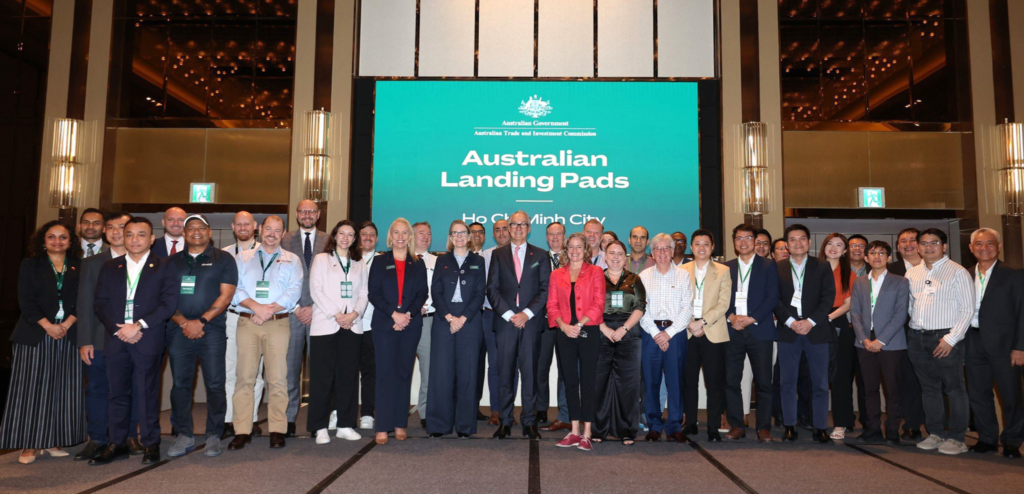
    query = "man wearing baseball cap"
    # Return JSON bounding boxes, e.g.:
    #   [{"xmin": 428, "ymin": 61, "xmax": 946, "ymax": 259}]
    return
[{"xmin": 165, "ymin": 214, "xmax": 238, "ymax": 457}]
